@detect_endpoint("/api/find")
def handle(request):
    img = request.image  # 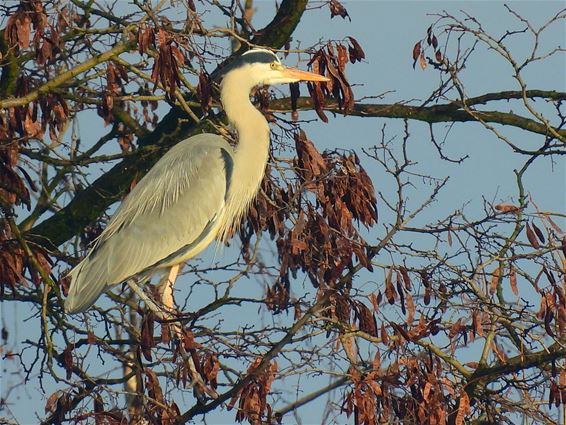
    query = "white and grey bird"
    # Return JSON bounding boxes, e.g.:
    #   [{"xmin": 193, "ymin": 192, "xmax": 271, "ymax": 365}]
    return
[{"xmin": 65, "ymin": 49, "xmax": 329, "ymax": 313}]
